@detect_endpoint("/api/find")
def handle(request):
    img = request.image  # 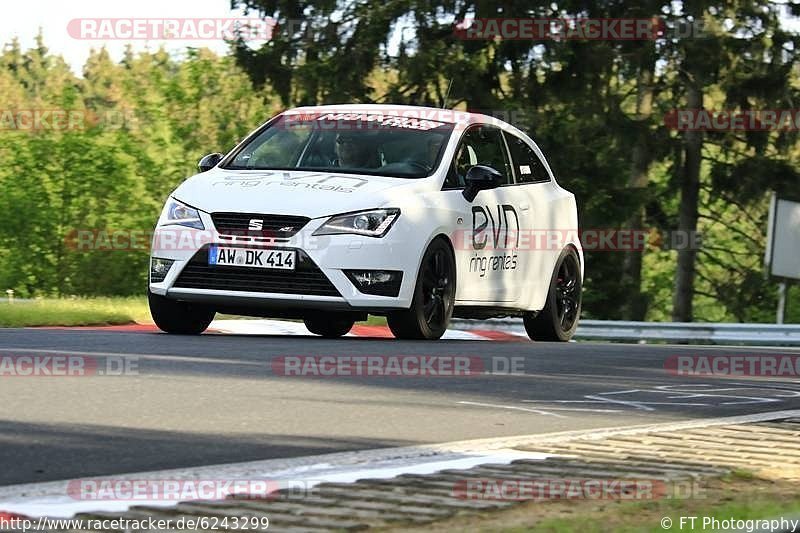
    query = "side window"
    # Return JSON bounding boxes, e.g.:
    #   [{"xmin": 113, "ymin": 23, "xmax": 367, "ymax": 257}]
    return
[
  {"xmin": 505, "ymin": 133, "xmax": 550, "ymax": 183},
  {"xmin": 445, "ymin": 125, "xmax": 513, "ymax": 188}
]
